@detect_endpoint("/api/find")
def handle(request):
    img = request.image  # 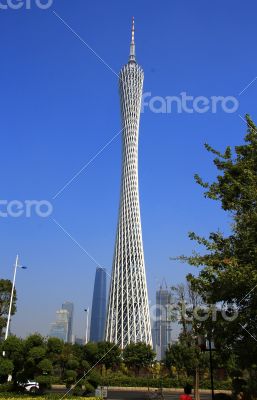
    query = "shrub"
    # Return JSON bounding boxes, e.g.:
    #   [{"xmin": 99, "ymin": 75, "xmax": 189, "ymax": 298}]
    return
[
  {"xmin": 72, "ymin": 384, "xmax": 83, "ymax": 396},
  {"xmin": 87, "ymin": 371, "xmax": 101, "ymax": 388},
  {"xmin": 99, "ymin": 375, "xmax": 232, "ymax": 389},
  {"xmin": 64, "ymin": 369, "xmax": 77, "ymax": 388},
  {"xmin": 36, "ymin": 374, "xmax": 52, "ymax": 390},
  {"xmin": 83, "ymin": 381, "xmax": 95, "ymax": 395},
  {"xmin": 0, "ymin": 382, "xmax": 14, "ymax": 392}
]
